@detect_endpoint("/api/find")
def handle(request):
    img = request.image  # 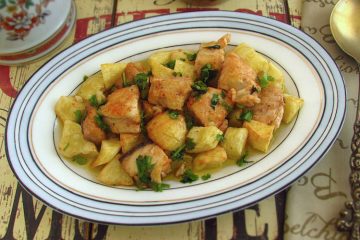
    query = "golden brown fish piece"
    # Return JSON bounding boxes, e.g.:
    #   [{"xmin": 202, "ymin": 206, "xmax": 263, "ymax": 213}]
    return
[
  {"xmin": 121, "ymin": 144, "xmax": 171, "ymax": 183},
  {"xmin": 99, "ymin": 85, "xmax": 141, "ymax": 134},
  {"xmin": 194, "ymin": 34, "xmax": 231, "ymax": 78},
  {"xmin": 148, "ymin": 76, "xmax": 192, "ymax": 110},
  {"xmin": 187, "ymin": 87, "xmax": 233, "ymax": 127},
  {"xmin": 218, "ymin": 52, "xmax": 260, "ymax": 107},
  {"xmin": 82, "ymin": 104, "xmax": 106, "ymax": 145},
  {"xmin": 252, "ymin": 85, "xmax": 284, "ymax": 129}
]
